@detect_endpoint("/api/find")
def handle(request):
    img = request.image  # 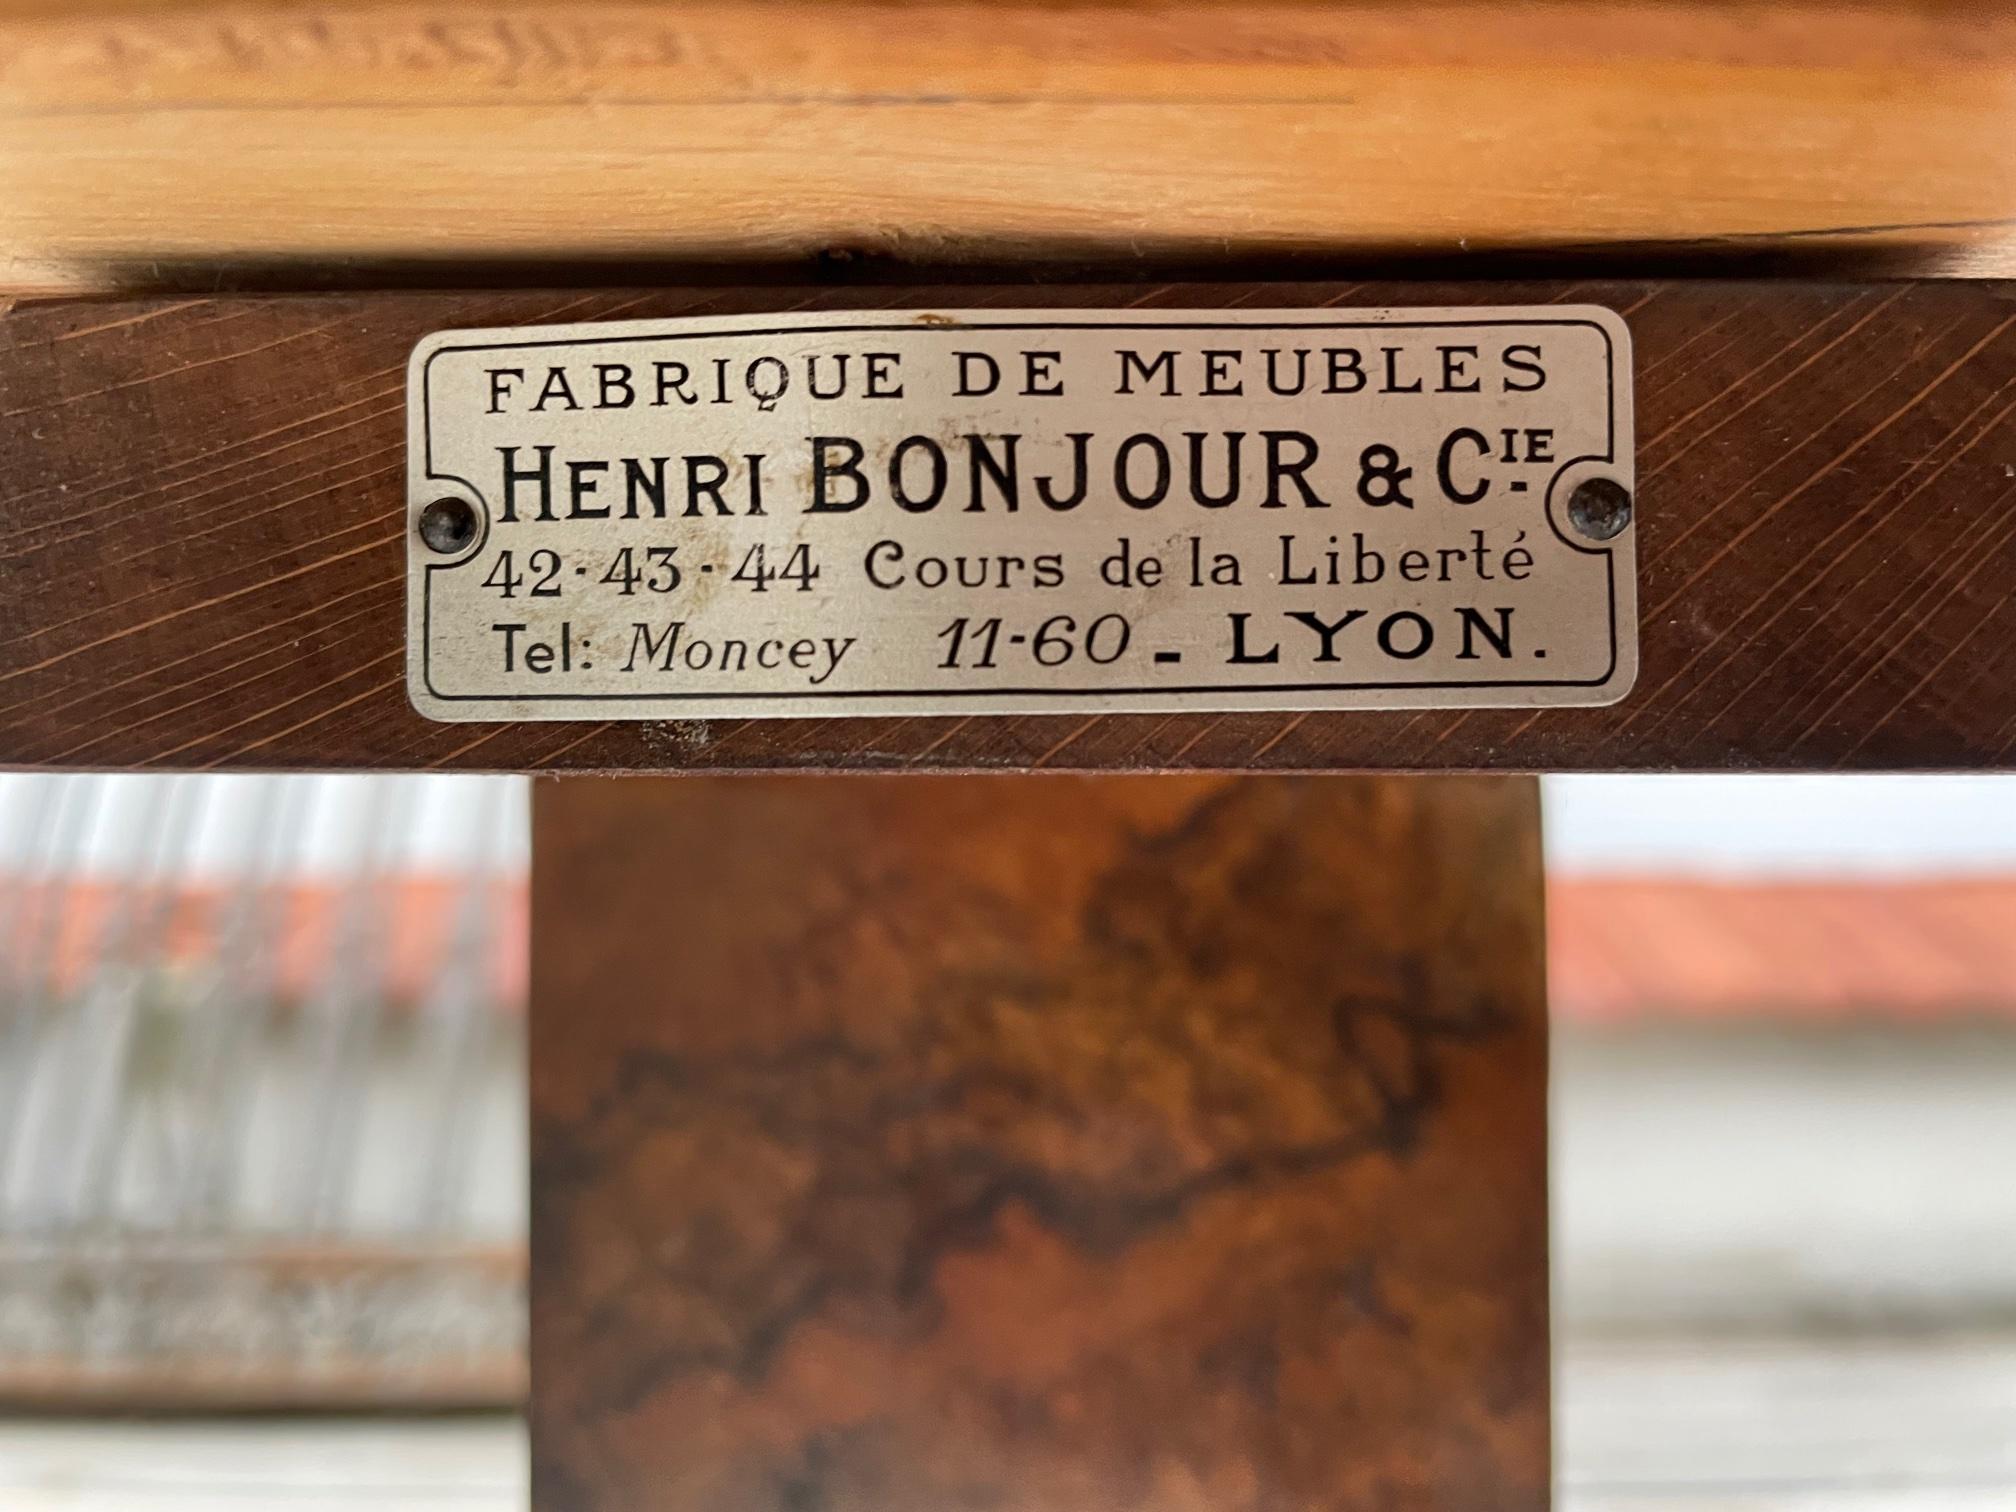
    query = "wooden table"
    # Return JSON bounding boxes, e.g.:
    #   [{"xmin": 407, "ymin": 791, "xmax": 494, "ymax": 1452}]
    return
[{"xmin": 3, "ymin": 3, "xmax": 2010, "ymax": 1507}]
